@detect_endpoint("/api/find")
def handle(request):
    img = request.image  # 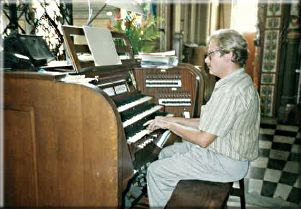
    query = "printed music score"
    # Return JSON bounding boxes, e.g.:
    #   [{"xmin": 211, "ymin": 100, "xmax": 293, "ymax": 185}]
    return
[{"xmin": 83, "ymin": 26, "xmax": 122, "ymax": 66}]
